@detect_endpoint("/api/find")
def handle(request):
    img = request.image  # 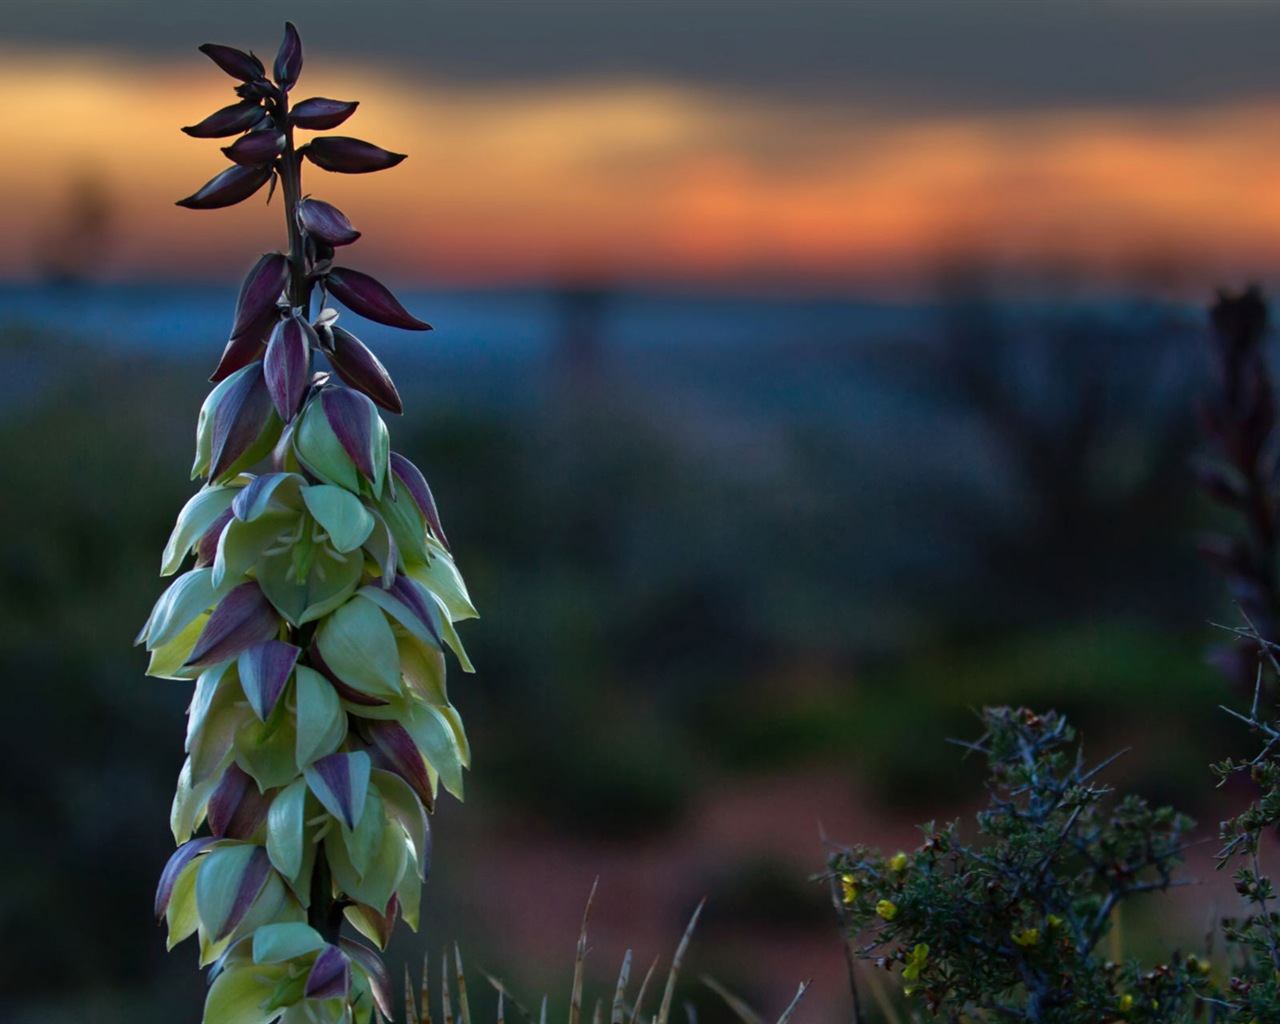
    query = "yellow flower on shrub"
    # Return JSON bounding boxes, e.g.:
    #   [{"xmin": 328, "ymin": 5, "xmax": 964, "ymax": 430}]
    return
[
  {"xmin": 840, "ymin": 874, "xmax": 858, "ymax": 904},
  {"xmin": 876, "ymin": 899, "xmax": 898, "ymax": 921}
]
